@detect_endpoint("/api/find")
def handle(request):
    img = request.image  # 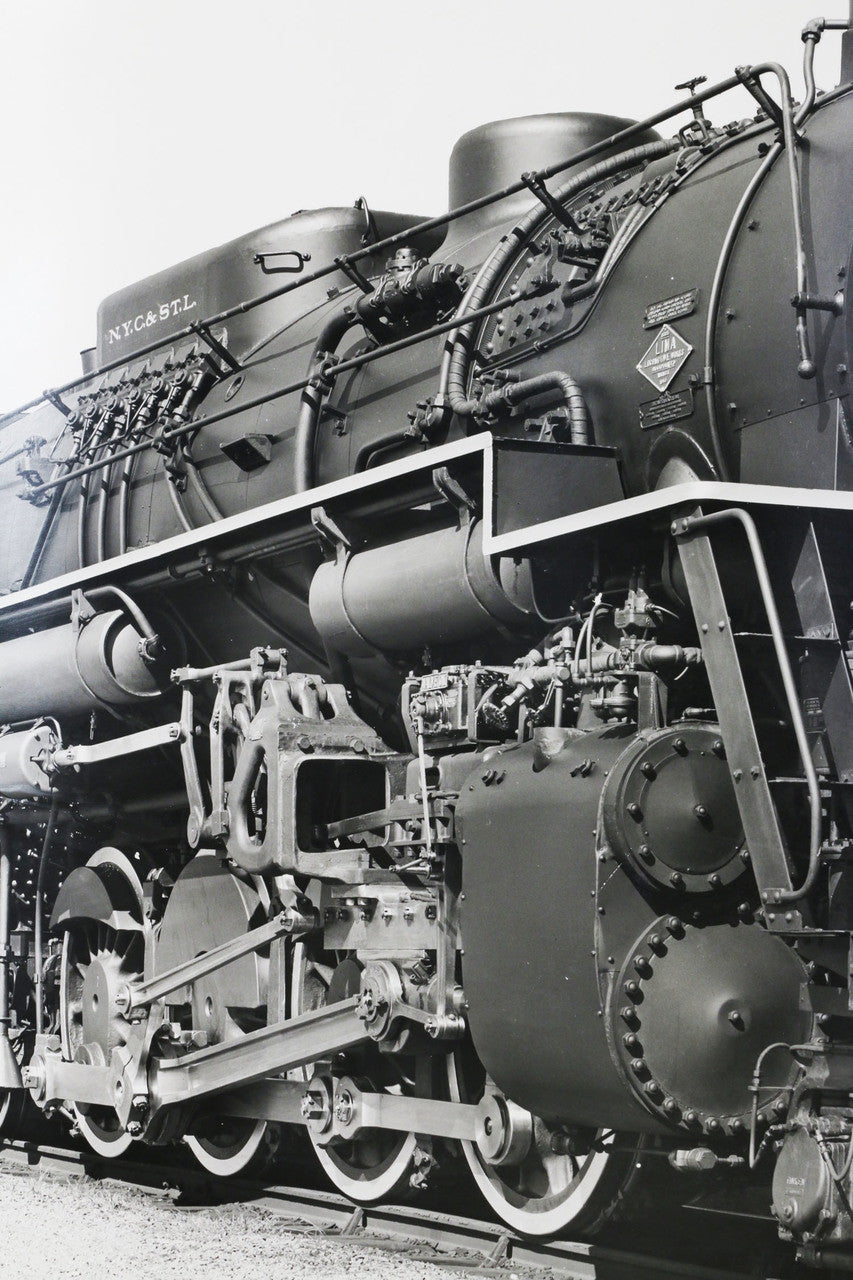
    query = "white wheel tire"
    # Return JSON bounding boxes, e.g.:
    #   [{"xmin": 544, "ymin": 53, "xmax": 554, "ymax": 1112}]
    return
[
  {"xmin": 185, "ymin": 1121, "xmax": 268, "ymax": 1176},
  {"xmin": 447, "ymin": 1054, "xmax": 620, "ymax": 1237}
]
